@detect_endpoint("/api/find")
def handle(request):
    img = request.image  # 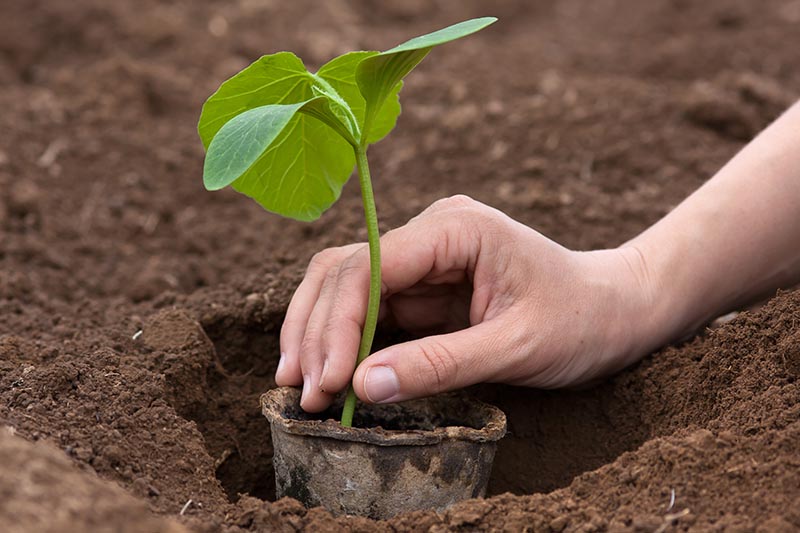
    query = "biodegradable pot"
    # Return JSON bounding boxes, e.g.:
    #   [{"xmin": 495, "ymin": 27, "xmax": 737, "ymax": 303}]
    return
[{"xmin": 261, "ymin": 386, "xmax": 506, "ymax": 519}]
